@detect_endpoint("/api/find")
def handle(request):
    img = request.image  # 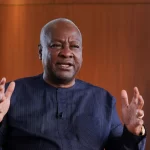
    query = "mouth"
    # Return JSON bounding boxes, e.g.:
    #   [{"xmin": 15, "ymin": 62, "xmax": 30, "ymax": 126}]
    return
[{"xmin": 56, "ymin": 62, "xmax": 73, "ymax": 70}]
